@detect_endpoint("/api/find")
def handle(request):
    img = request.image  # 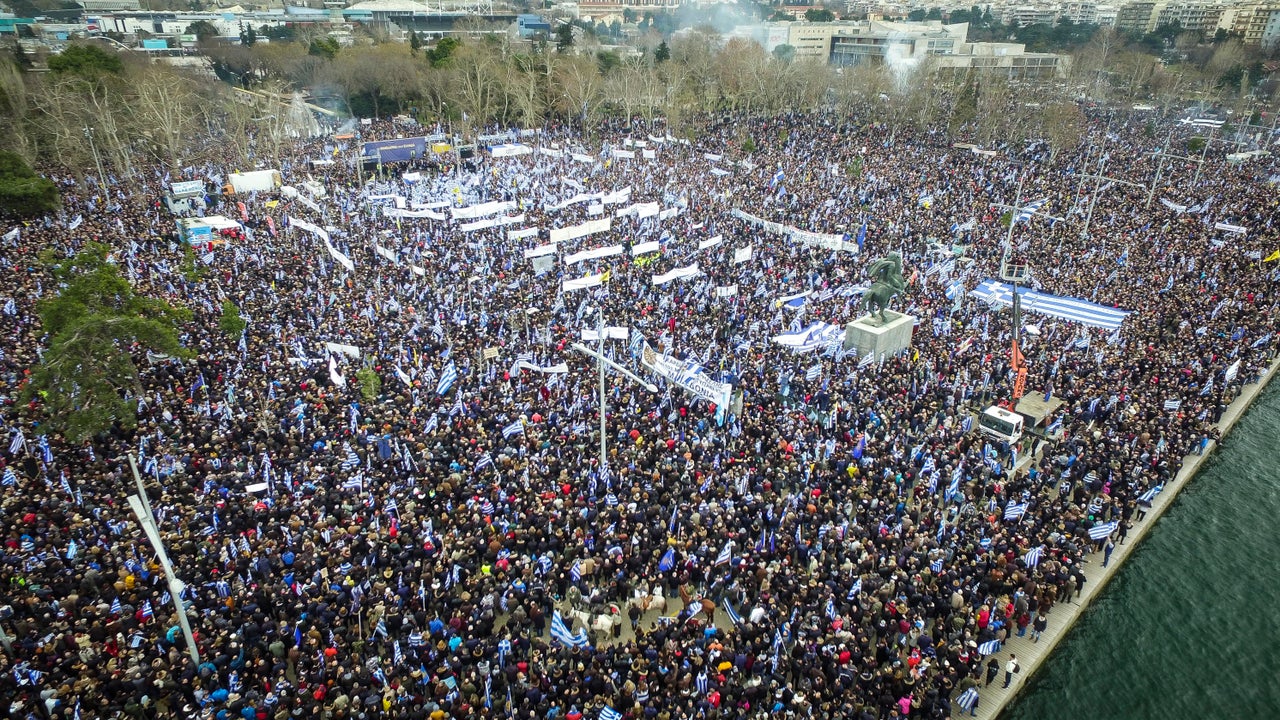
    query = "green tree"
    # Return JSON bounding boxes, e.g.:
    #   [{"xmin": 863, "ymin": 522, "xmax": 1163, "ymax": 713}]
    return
[
  {"xmin": 768, "ymin": 11, "xmax": 795, "ymax": 21},
  {"xmin": 556, "ymin": 23, "xmax": 575, "ymax": 52},
  {"xmin": 309, "ymin": 36, "xmax": 341, "ymax": 60},
  {"xmin": 654, "ymin": 40, "xmax": 670, "ymax": 63},
  {"xmin": 805, "ymin": 8, "xmax": 835, "ymax": 22},
  {"xmin": 925, "ymin": 8, "xmax": 943, "ymax": 20},
  {"xmin": 185, "ymin": 20, "xmax": 220, "ymax": 42},
  {"xmin": 772, "ymin": 44, "xmax": 796, "ymax": 62},
  {"xmin": 0, "ymin": 151, "xmax": 59, "ymax": 216},
  {"xmin": 355, "ymin": 367, "xmax": 382, "ymax": 402},
  {"xmin": 219, "ymin": 299, "xmax": 247, "ymax": 339},
  {"xmin": 239, "ymin": 23, "xmax": 257, "ymax": 47},
  {"xmin": 409, "ymin": 29, "xmax": 422, "ymax": 55},
  {"xmin": 426, "ymin": 36, "xmax": 460, "ymax": 66},
  {"xmin": 46, "ymin": 44, "xmax": 123, "ymax": 77},
  {"xmin": 908, "ymin": 9, "xmax": 926, "ymax": 21},
  {"xmin": 26, "ymin": 243, "xmax": 191, "ymax": 441}
]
